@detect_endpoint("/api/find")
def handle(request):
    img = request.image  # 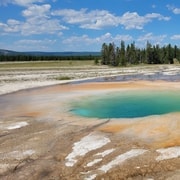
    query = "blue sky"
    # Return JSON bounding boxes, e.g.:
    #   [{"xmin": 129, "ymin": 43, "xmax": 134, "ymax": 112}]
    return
[{"xmin": 0, "ymin": 0, "xmax": 179, "ymax": 52}]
